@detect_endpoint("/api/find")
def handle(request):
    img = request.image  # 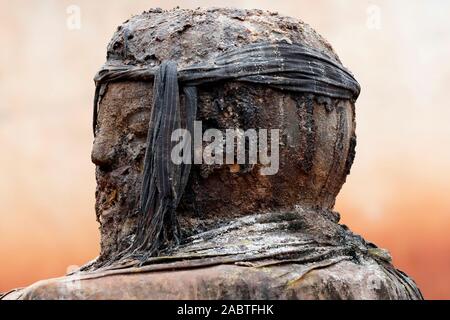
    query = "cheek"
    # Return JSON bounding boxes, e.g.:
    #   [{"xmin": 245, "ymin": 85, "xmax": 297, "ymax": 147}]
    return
[
  {"xmin": 124, "ymin": 135, "xmax": 147, "ymax": 165},
  {"xmin": 92, "ymin": 112, "xmax": 150, "ymax": 172}
]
